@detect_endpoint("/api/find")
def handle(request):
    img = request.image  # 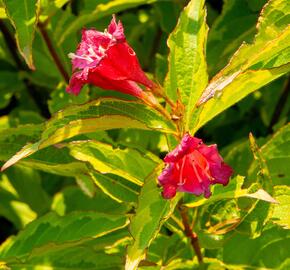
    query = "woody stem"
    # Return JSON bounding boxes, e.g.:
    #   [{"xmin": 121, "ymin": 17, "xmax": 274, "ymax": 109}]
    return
[
  {"xmin": 38, "ymin": 22, "xmax": 70, "ymax": 83},
  {"xmin": 179, "ymin": 205, "xmax": 203, "ymax": 264}
]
